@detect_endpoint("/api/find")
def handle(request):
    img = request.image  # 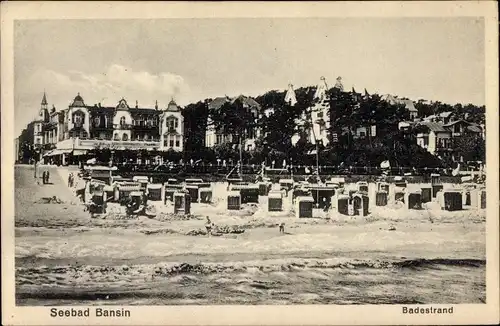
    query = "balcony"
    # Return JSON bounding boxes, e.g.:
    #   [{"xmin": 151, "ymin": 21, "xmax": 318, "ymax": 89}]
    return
[
  {"xmin": 132, "ymin": 122, "xmax": 158, "ymax": 130},
  {"xmin": 92, "ymin": 124, "xmax": 113, "ymax": 130},
  {"xmin": 113, "ymin": 123, "xmax": 133, "ymax": 130}
]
